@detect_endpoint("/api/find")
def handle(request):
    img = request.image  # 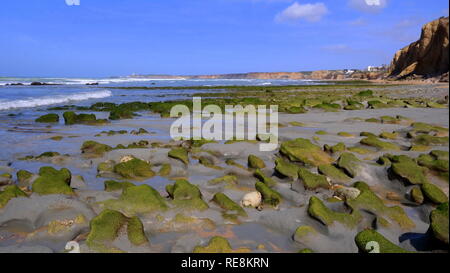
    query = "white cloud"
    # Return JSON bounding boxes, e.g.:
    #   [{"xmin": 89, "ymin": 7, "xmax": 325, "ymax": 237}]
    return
[
  {"xmin": 349, "ymin": 0, "xmax": 388, "ymax": 13},
  {"xmin": 275, "ymin": 2, "xmax": 328, "ymax": 23}
]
